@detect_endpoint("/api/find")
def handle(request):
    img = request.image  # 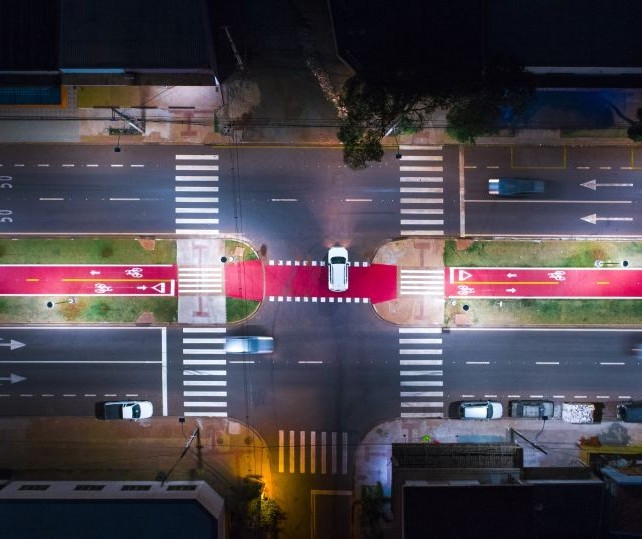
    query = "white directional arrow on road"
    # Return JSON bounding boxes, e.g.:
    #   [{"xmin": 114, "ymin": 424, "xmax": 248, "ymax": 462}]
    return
[
  {"xmin": 581, "ymin": 180, "xmax": 634, "ymax": 190},
  {"xmin": 0, "ymin": 339, "xmax": 25, "ymax": 350},
  {"xmin": 506, "ymin": 288, "xmax": 517, "ymax": 294},
  {"xmin": 581, "ymin": 213, "xmax": 633, "ymax": 224},
  {"xmin": 507, "ymin": 273, "xmax": 517, "ymax": 278},
  {"xmin": 90, "ymin": 270, "xmax": 101, "ymax": 275},
  {"xmin": 0, "ymin": 373, "xmax": 26, "ymax": 384}
]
